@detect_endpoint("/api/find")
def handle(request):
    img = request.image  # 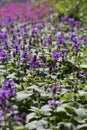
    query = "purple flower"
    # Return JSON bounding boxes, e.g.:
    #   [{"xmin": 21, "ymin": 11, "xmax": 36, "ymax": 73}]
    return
[
  {"xmin": 52, "ymin": 52, "xmax": 60, "ymax": 61},
  {"xmin": 48, "ymin": 99, "xmax": 62, "ymax": 106},
  {"xmin": 32, "ymin": 28, "xmax": 38, "ymax": 34},
  {"xmin": 48, "ymin": 99, "xmax": 56, "ymax": 106},
  {"xmin": 0, "ymin": 32, "xmax": 7, "ymax": 39},
  {"xmin": 48, "ymin": 66, "xmax": 55, "ymax": 73},
  {"xmin": 3, "ymin": 80, "xmax": 16, "ymax": 98},
  {"xmin": 52, "ymin": 85, "xmax": 56, "ymax": 94},
  {"xmin": 45, "ymin": 35, "xmax": 52, "ymax": 44},
  {"xmin": 75, "ymin": 21, "xmax": 80, "ymax": 27},
  {"xmin": 52, "ymin": 51, "xmax": 67, "ymax": 61},
  {"xmin": 61, "ymin": 15, "xmax": 68, "ymax": 22},
  {"xmin": 0, "ymin": 110, "xmax": 5, "ymax": 116},
  {"xmin": 72, "ymin": 38, "xmax": 81, "ymax": 49},
  {"xmin": 2, "ymin": 41, "xmax": 9, "ymax": 48},
  {"xmin": 5, "ymin": 15, "xmax": 12, "ymax": 23},
  {"xmin": 3, "ymin": 80, "xmax": 15, "ymax": 89},
  {"xmin": 68, "ymin": 18, "xmax": 75, "ymax": 25},
  {"xmin": 10, "ymin": 29, "xmax": 14, "ymax": 34},
  {"xmin": 0, "ymin": 80, "xmax": 26, "ymax": 125},
  {"xmin": 30, "ymin": 55, "xmax": 40, "ymax": 68},
  {"xmin": 21, "ymin": 52, "xmax": 29, "ymax": 63},
  {"xmin": 20, "ymin": 112, "xmax": 26, "ymax": 125},
  {"xmin": 37, "ymin": 23, "xmax": 44, "ymax": 30},
  {"xmin": 12, "ymin": 44, "xmax": 20, "ymax": 53},
  {"xmin": 56, "ymin": 33, "xmax": 66, "ymax": 44},
  {"xmin": 0, "ymin": 49, "xmax": 8, "ymax": 61},
  {"xmin": 82, "ymin": 37, "xmax": 87, "ymax": 44},
  {"xmin": 70, "ymin": 32, "xmax": 77, "ymax": 41},
  {"xmin": 22, "ymin": 52, "xmax": 28, "ymax": 58},
  {"xmin": 15, "ymin": 112, "xmax": 26, "ymax": 125},
  {"xmin": 12, "ymin": 34, "xmax": 17, "ymax": 40},
  {"xmin": 0, "ymin": 118, "xmax": 3, "ymax": 123}
]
